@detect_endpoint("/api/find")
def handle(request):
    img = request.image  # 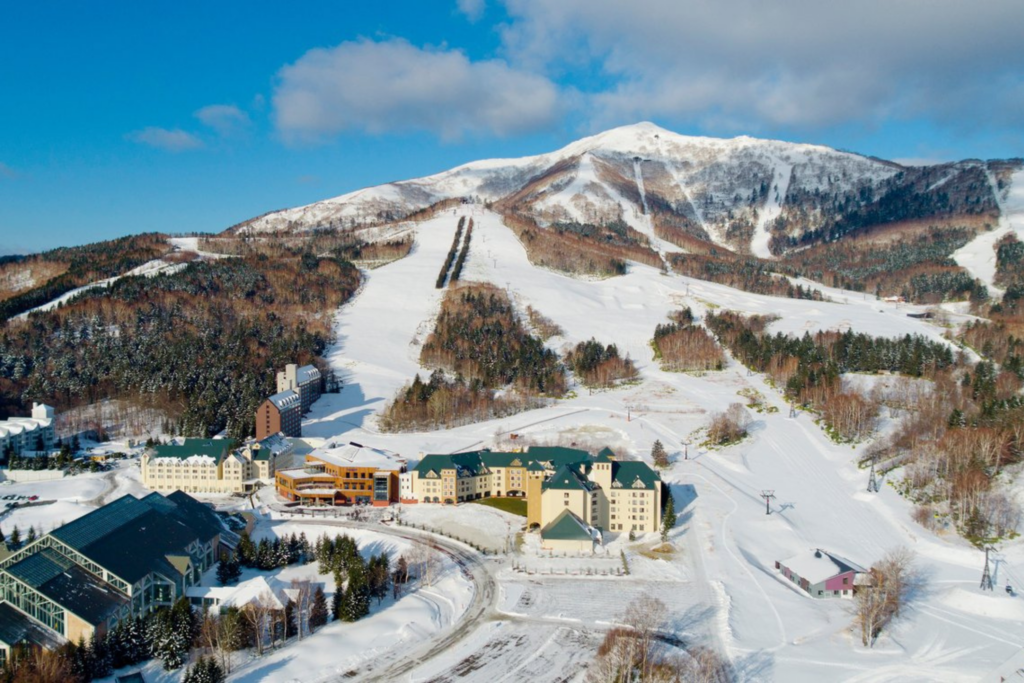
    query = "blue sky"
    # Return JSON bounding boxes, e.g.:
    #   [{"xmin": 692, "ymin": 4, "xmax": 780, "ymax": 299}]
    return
[{"xmin": 2, "ymin": 0, "xmax": 1022, "ymax": 254}]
